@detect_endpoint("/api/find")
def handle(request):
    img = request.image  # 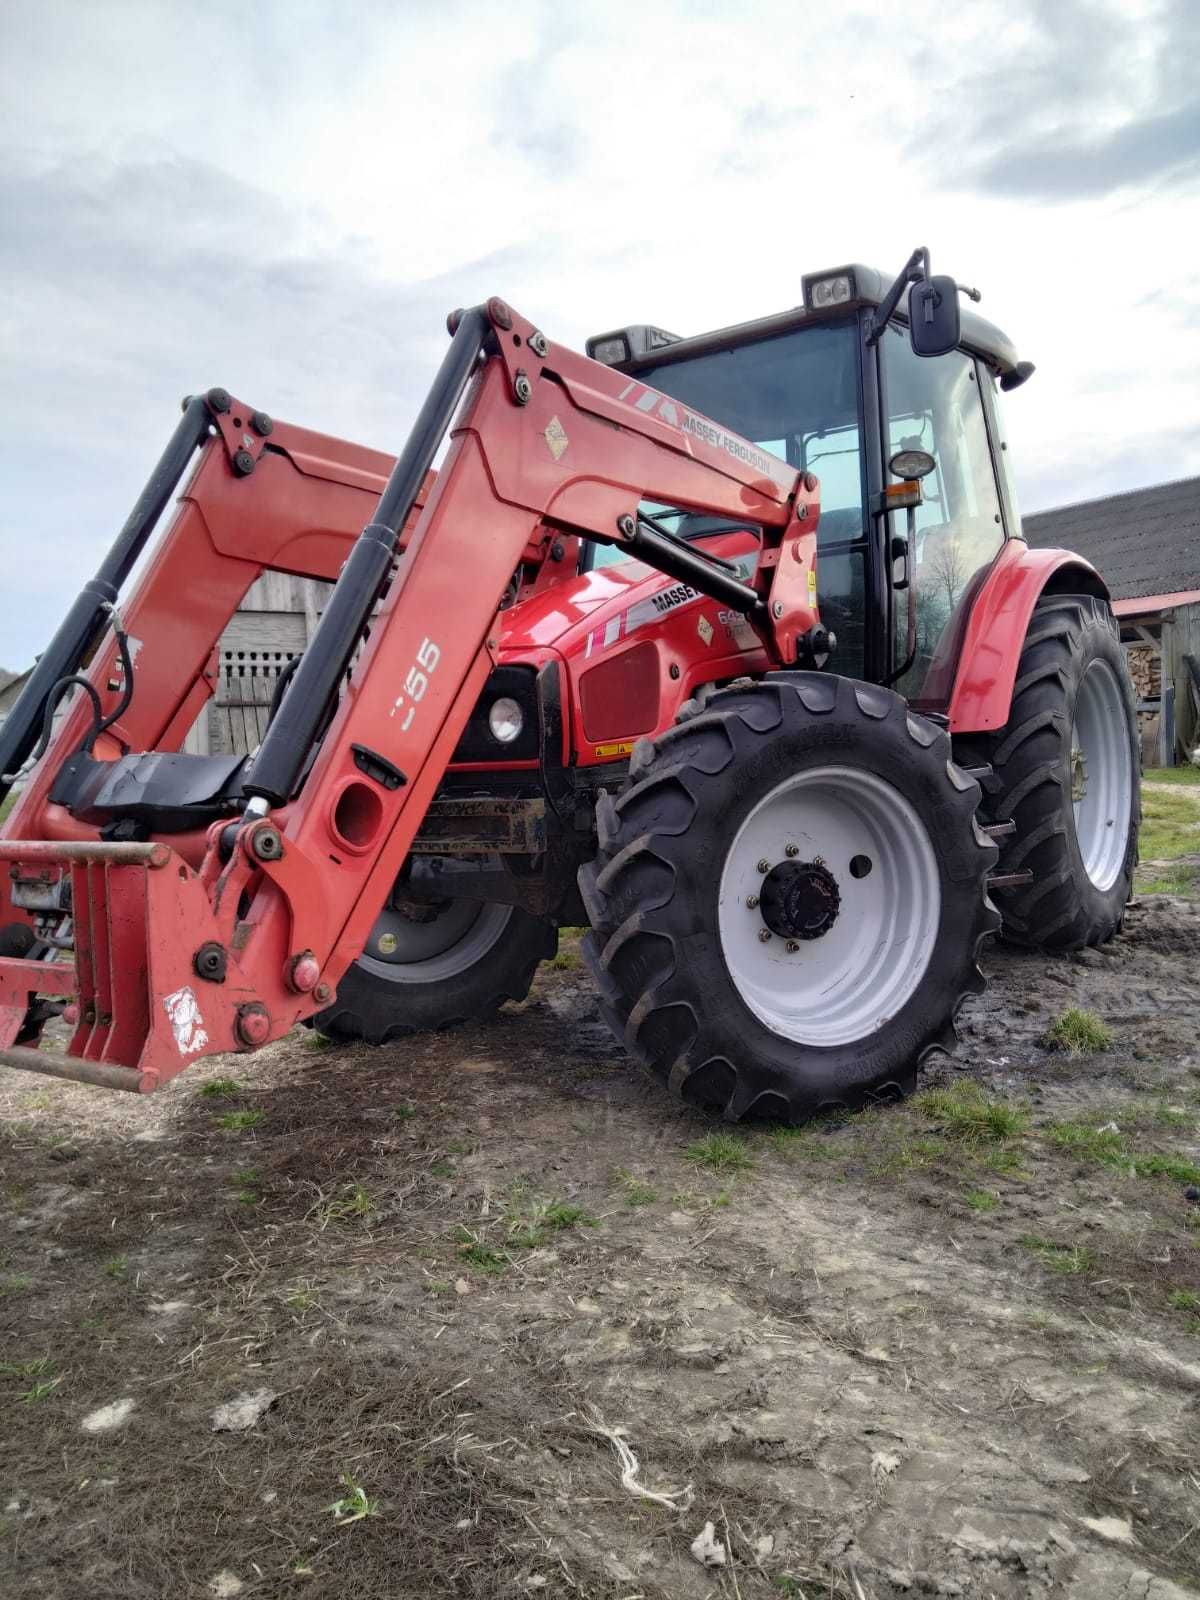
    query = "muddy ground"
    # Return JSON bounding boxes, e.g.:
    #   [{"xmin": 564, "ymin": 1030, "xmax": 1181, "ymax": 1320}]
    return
[{"xmin": 2, "ymin": 895, "xmax": 1199, "ymax": 1600}]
